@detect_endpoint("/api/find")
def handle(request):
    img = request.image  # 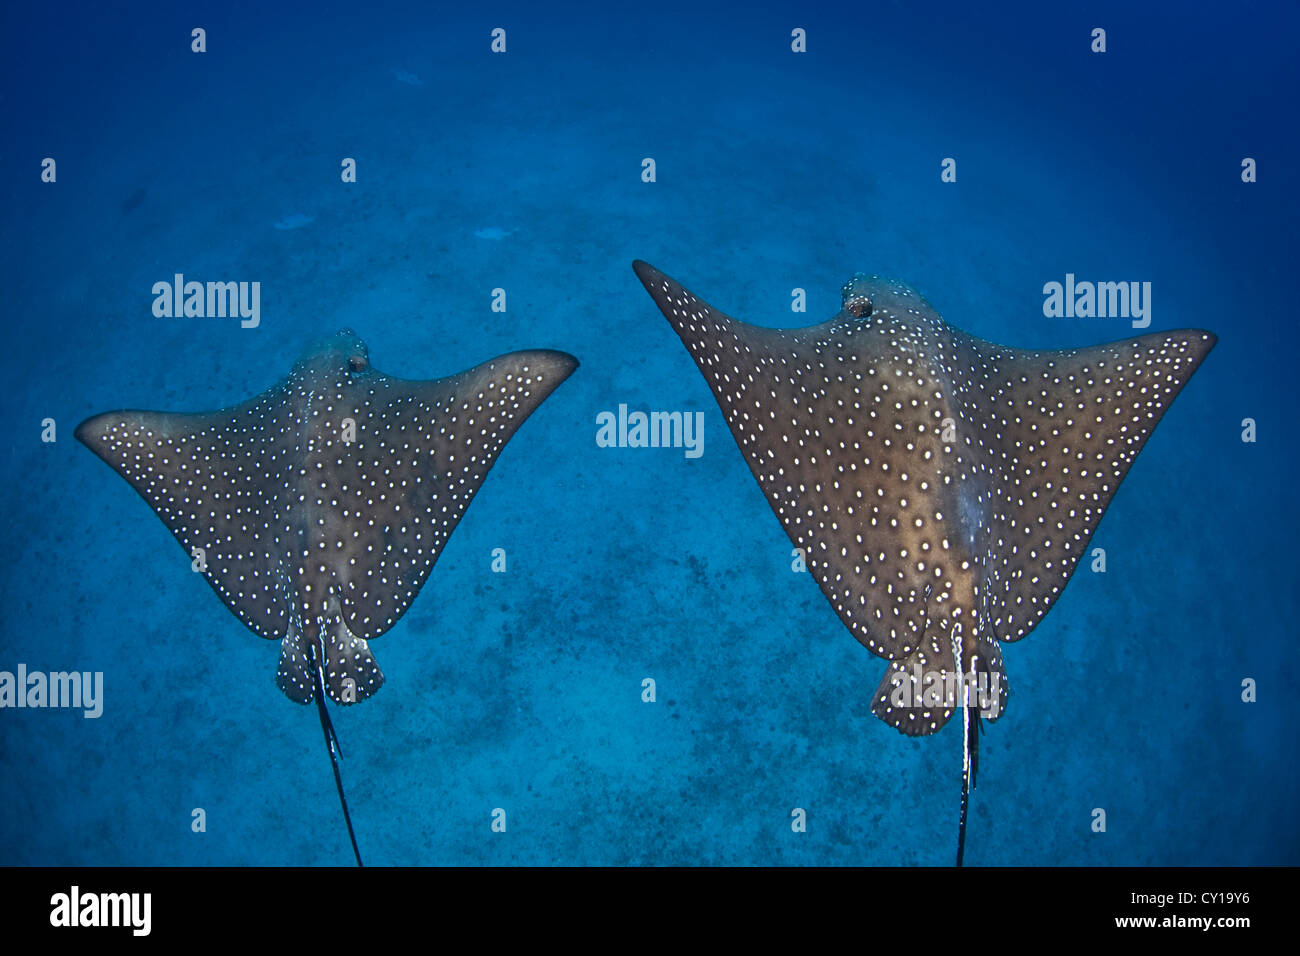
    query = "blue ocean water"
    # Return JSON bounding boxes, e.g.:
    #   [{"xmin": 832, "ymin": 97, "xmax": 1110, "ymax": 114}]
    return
[{"xmin": 1, "ymin": 0, "xmax": 1295, "ymax": 866}]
